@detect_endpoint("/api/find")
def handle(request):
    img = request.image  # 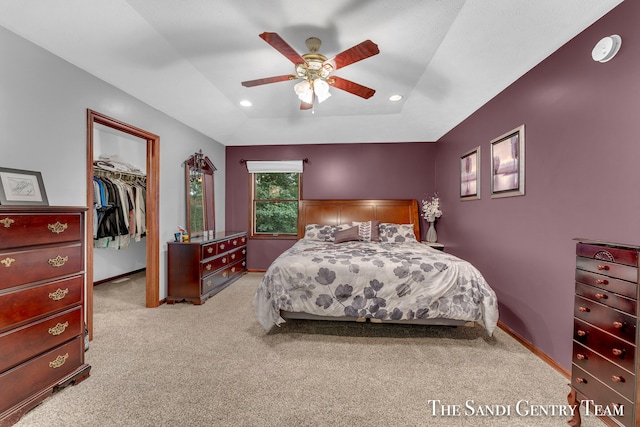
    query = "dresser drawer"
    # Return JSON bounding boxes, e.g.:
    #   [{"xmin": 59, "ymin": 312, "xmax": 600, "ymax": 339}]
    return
[
  {"xmin": 0, "ymin": 213, "xmax": 81, "ymax": 250},
  {"xmin": 202, "ymin": 242, "xmax": 218, "ymax": 258},
  {"xmin": 575, "ymin": 282, "xmax": 636, "ymax": 316},
  {"xmin": 215, "ymin": 239, "xmax": 232, "ymax": 254},
  {"xmin": 202, "ymin": 253, "xmax": 232, "ymax": 276},
  {"xmin": 574, "ymin": 318, "xmax": 635, "ymax": 373},
  {"xmin": 571, "ymin": 365, "xmax": 633, "ymax": 427},
  {"xmin": 201, "ymin": 259, "xmax": 246, "ymax": 295},
  {"xmin": 0, "ymin": 336, "xmax": 84, "ymax": 414},
  {"xmin": 201, "ymin": 246, "xmax": 247, "ymax": 276},
  {"xmin": 577, "ymin": 243, "xmax": 639, "ymax": 267},
  {"xmin": 572, "ymin": 341, "xmax": 635, "ymax": 401},
  {"xmin": 574, "ymin": 295, "xmax": 637, "ymax": 343},
  {"xmin": 575, "ymin": 269, "xmax": 637, "ymax": 300},
  {"xmin": 0, "ymin": 275, "xmax": 84, "ymax": 331},
  {"xmin": 0, "ymin": 243, "xmax": 83, "ymax": 290},
  {"xmin": 576, "ymin": 256, "xmax": 637, "ymax": 283},
  {"xmin": 227, "ymin": 246, "xmax": 246, "ymax": 264},
  {"xmin": 0, "ymin": 306, "xmax": 82, "ymax": 372},
  {"xmin": 228, "ymin": 235, "xmax": 246, "ymax": 249}
]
